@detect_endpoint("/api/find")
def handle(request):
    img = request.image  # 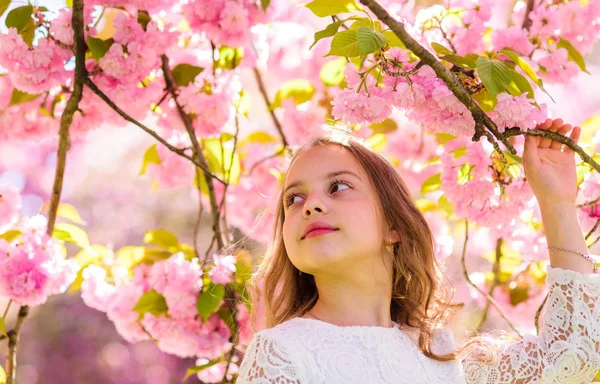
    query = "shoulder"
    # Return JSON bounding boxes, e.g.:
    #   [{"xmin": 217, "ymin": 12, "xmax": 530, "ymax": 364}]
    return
[{"xmin": 248, "ymin": 317, "xmax": 313, "ymax": 348}]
